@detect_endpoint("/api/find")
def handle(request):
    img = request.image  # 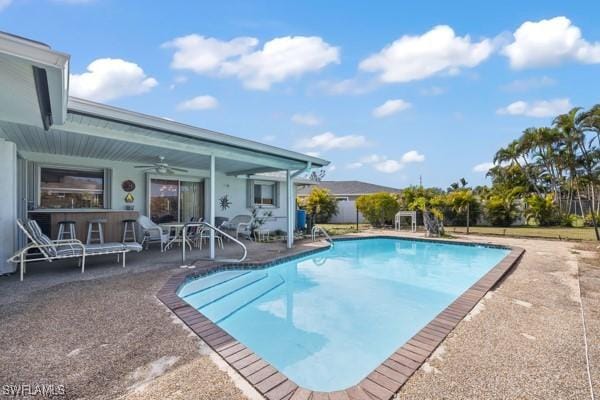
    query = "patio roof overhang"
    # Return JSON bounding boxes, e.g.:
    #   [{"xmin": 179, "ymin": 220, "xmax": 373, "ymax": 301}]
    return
[
  {"xmin": 0, "ymin": 32, "xmax": 69, "ymax": 130},
  {"xmin": 0, "ymin": 98, "xmax": 328, "ymax": 174}
]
